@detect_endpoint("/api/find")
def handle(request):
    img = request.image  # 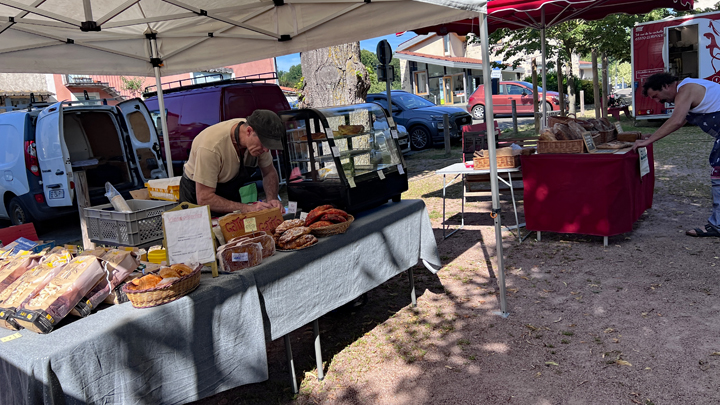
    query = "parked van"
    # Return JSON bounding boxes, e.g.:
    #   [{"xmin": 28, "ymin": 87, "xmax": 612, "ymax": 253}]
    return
[
  {"xmin": 143, "ymin": 74, "xmax": 291, "ymax": 175},
  {"xmin": 0, "ymin": 99, "xmax": 166, "ymax": 225}
]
